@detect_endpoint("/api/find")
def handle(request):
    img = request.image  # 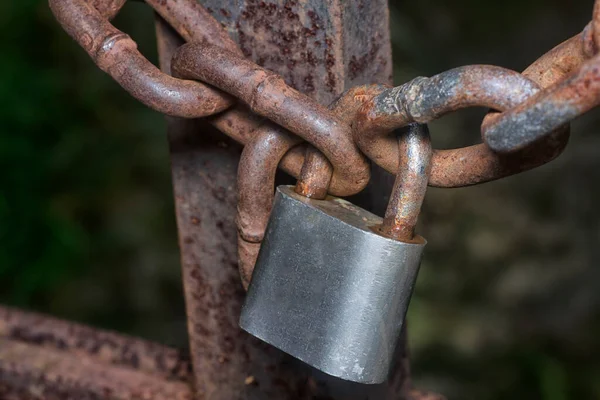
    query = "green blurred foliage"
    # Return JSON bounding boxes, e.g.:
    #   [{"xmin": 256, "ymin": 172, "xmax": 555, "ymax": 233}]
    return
[
  {"xmin": 0, "ymin": 1, "xmax": 185, "ymax": 343},
  {"xmin": 388, "ymin": 2, "xmax": 600, "ymax": 398},
  {"xmin": 1, "ymin": 0, "xmax": 600, "ymax": 399}
]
